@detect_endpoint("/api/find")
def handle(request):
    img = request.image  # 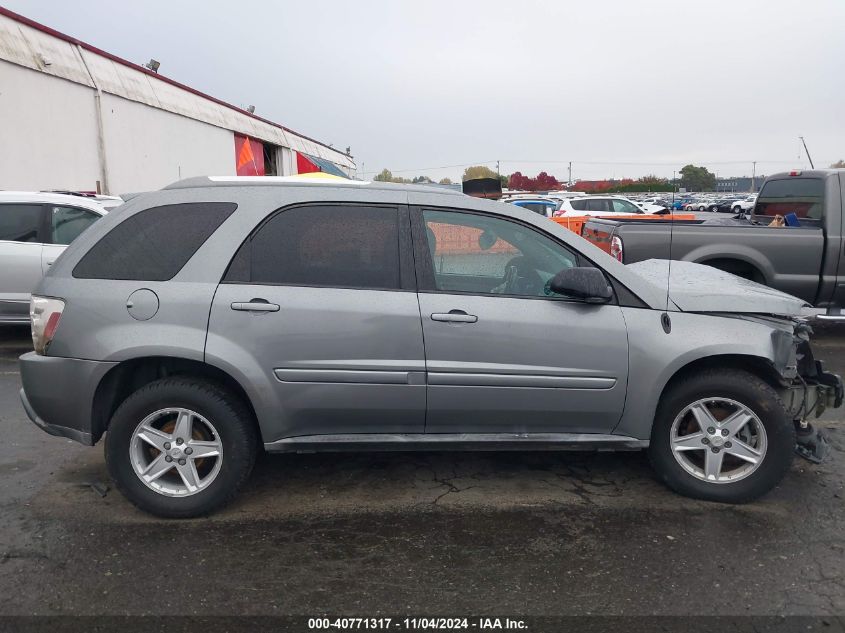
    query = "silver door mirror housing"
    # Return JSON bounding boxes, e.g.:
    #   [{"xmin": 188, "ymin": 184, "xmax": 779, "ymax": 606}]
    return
[{"xmin": 548, "ymin": 267, "xmax": 613, "ymax": 303}]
